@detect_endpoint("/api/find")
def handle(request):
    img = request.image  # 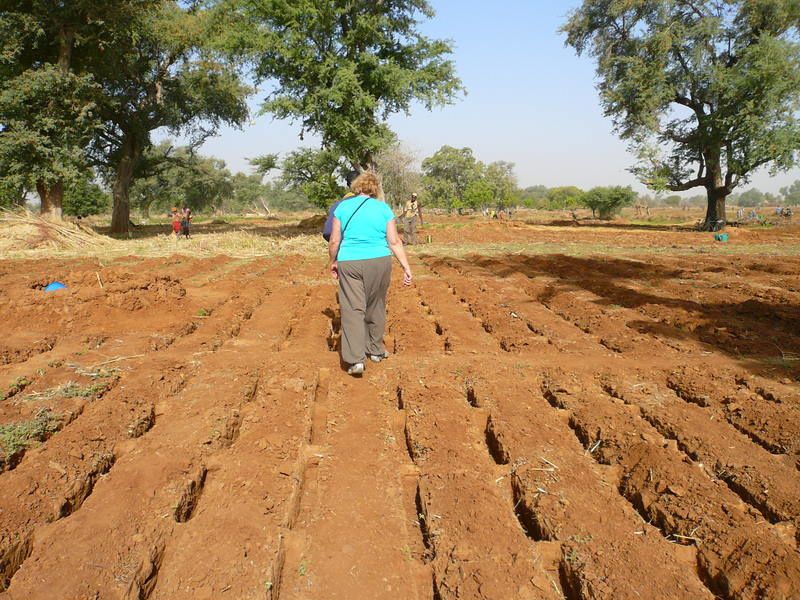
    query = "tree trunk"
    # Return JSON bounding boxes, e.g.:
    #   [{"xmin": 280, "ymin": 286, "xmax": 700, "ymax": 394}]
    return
[
  {"xmin": 141, "ymin": 196, "xmax": 156, "ymax": 221},
  {"xmin": 110, "ymin": 134, "xmax": 142, "ymax": 235},
  {"xmin": 701, "ymin": 148, "xmax": 729, "ymax": 231},
  {"xmin": 37, "ymin": 27, "xmax": 74, "ymax": 221},
  {"xmin": 703, "ymin": 188, "xmax": 728, "ymax": 231},
  {"xmin": 58, "ymin": 26, "xmax": 74, "ymax": 74},
  {"xmin": 36, "ymin": 181, "xmax": 64, "ymax": 219}
]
